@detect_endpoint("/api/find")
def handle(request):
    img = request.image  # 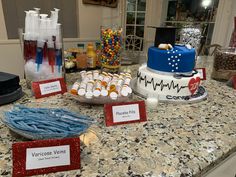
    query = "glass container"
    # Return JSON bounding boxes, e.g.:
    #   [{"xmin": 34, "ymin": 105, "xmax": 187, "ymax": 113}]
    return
[
  {"xmin": 86, "ymin": 43, "xmax": 97, "ymax": 69},
  {"xmin": 76, "ymin": 43, "xmax": 87, "ymax": 70},
  {"xmin": 211, "ymin": 47, "xmax": 236, "ymax": 80},
  {"xmin": 20, "ymin": 25, "xmax": 64, "ymax": 88},
  {"xmin": 100, "ymin": 26, "xmax": 122, "ymax": 73},
  {"xmin": 180, "ymin": 26, "xmax": 202, "ymax": 56}
]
